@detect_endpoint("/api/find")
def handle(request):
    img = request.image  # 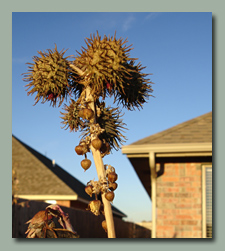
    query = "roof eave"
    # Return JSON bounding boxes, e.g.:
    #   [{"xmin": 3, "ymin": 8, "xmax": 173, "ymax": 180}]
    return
[{"xmin": 122, "ymin": 142, "xmax": 212, "ymax": 156}]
